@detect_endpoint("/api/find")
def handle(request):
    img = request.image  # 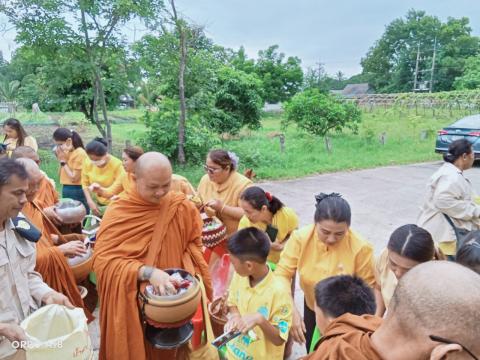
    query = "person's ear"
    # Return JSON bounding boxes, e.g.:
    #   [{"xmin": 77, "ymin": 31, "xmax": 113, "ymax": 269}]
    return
[
  {"xmin": 429, "ymin": 343, "xmax": 462, "ymax": 360},
  {"xmin": 261, "ymin": 205, "xmax": 268, "ymax": 213},
  {"xmin": 245, "ymin": 260, "xmax": 253, "ymax": 271}
]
